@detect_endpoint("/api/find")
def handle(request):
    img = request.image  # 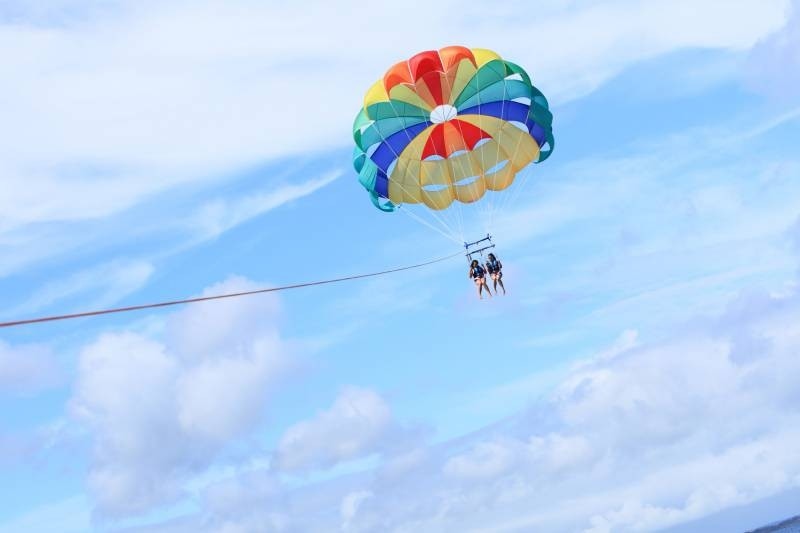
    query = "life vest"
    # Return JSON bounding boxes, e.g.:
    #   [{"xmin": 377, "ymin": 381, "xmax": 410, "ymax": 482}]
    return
[
  {"xmin": 486, "ymin": 259, "xmax": 501, "ymax": 274},
  {"xmin": 471, "ymin": 265, "xmax": 486, "ymax": 278}
]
